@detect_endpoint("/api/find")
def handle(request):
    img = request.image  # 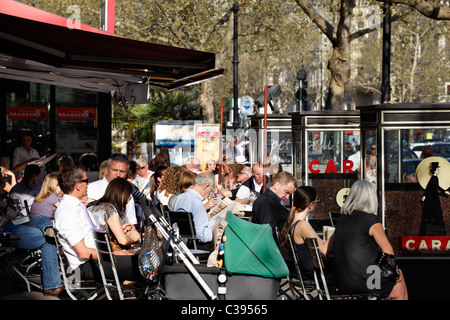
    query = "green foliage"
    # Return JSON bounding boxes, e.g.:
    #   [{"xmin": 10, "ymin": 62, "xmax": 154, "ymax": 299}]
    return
[{"xmin": 113, "ymin": 88, "xmax": 204, "ymax": 143}]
